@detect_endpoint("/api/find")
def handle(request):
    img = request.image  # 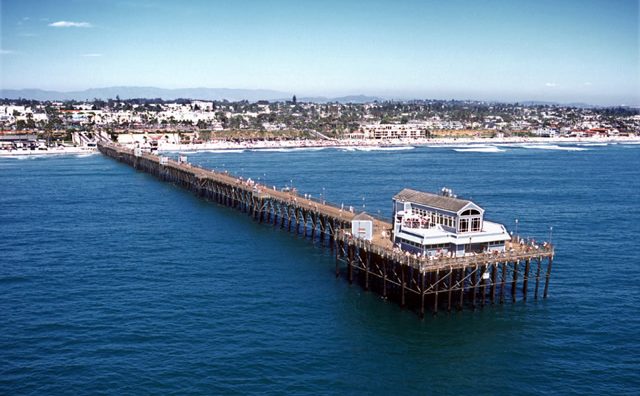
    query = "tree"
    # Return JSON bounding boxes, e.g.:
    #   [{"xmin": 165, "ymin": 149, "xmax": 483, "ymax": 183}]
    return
[
  {"xmin": 196, "ymin": 120, "xmax": 208, "ymax": 129},
  {"xmin": 292, "ymin": 95, "xmax": 297, "ymax": 104}
]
